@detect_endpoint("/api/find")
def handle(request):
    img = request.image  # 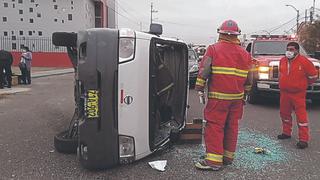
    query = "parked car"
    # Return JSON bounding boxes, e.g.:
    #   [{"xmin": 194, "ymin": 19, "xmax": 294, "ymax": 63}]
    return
[
  {"xmin": 188, "ymin": 48, "xmax": 199, "ymax": 88},
  {"xmin": 52, "ymin": 25, "xmax": 189, "ymax": 170}
]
